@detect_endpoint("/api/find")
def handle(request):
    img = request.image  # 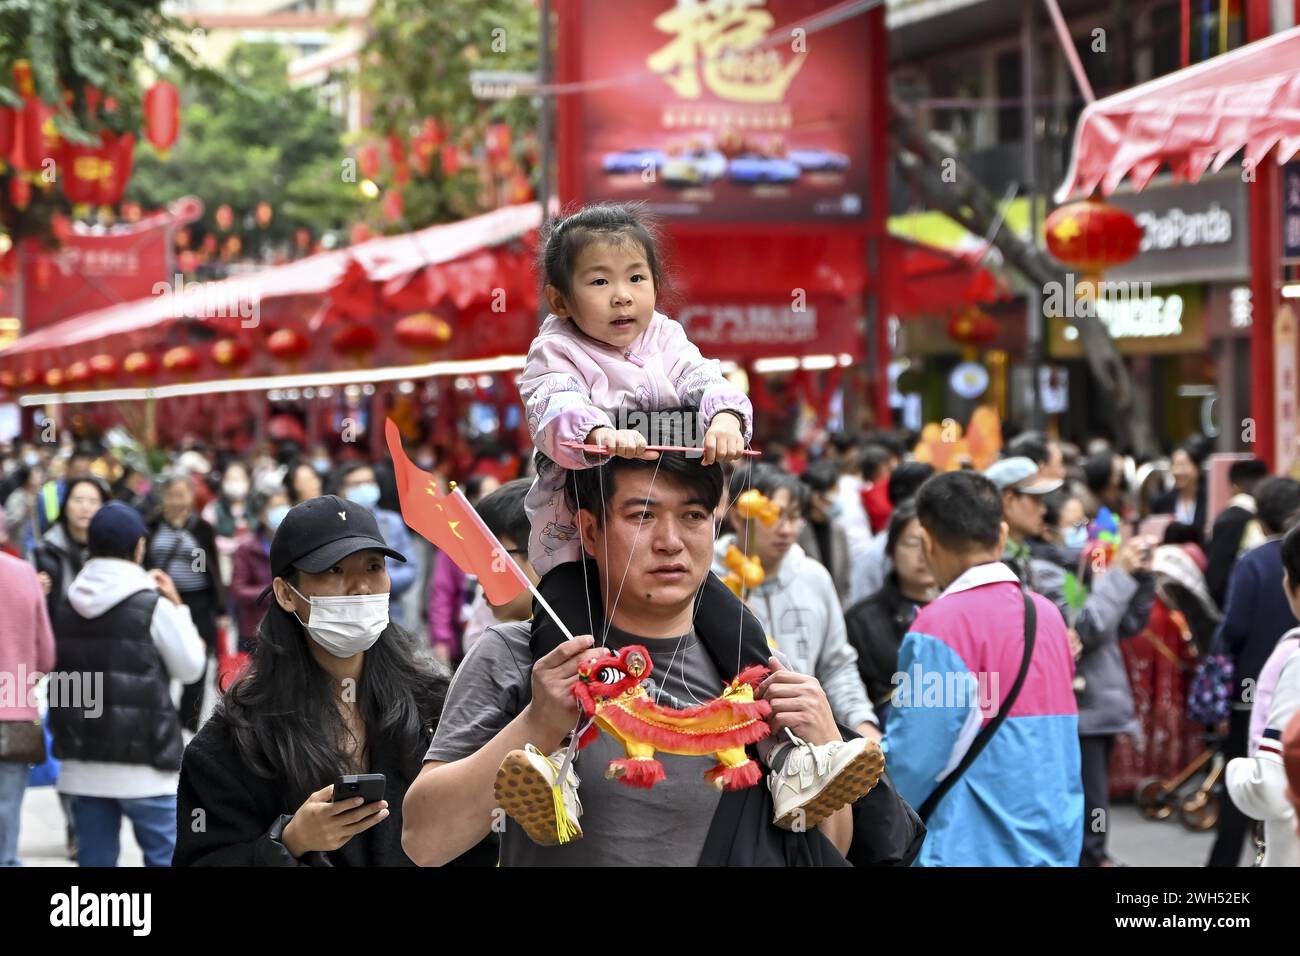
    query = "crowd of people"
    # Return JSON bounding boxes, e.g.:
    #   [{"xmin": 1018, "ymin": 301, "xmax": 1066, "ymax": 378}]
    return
[{"xmin": 1, "ymin": 200, "xmax": 1299, "ymax": 868}]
